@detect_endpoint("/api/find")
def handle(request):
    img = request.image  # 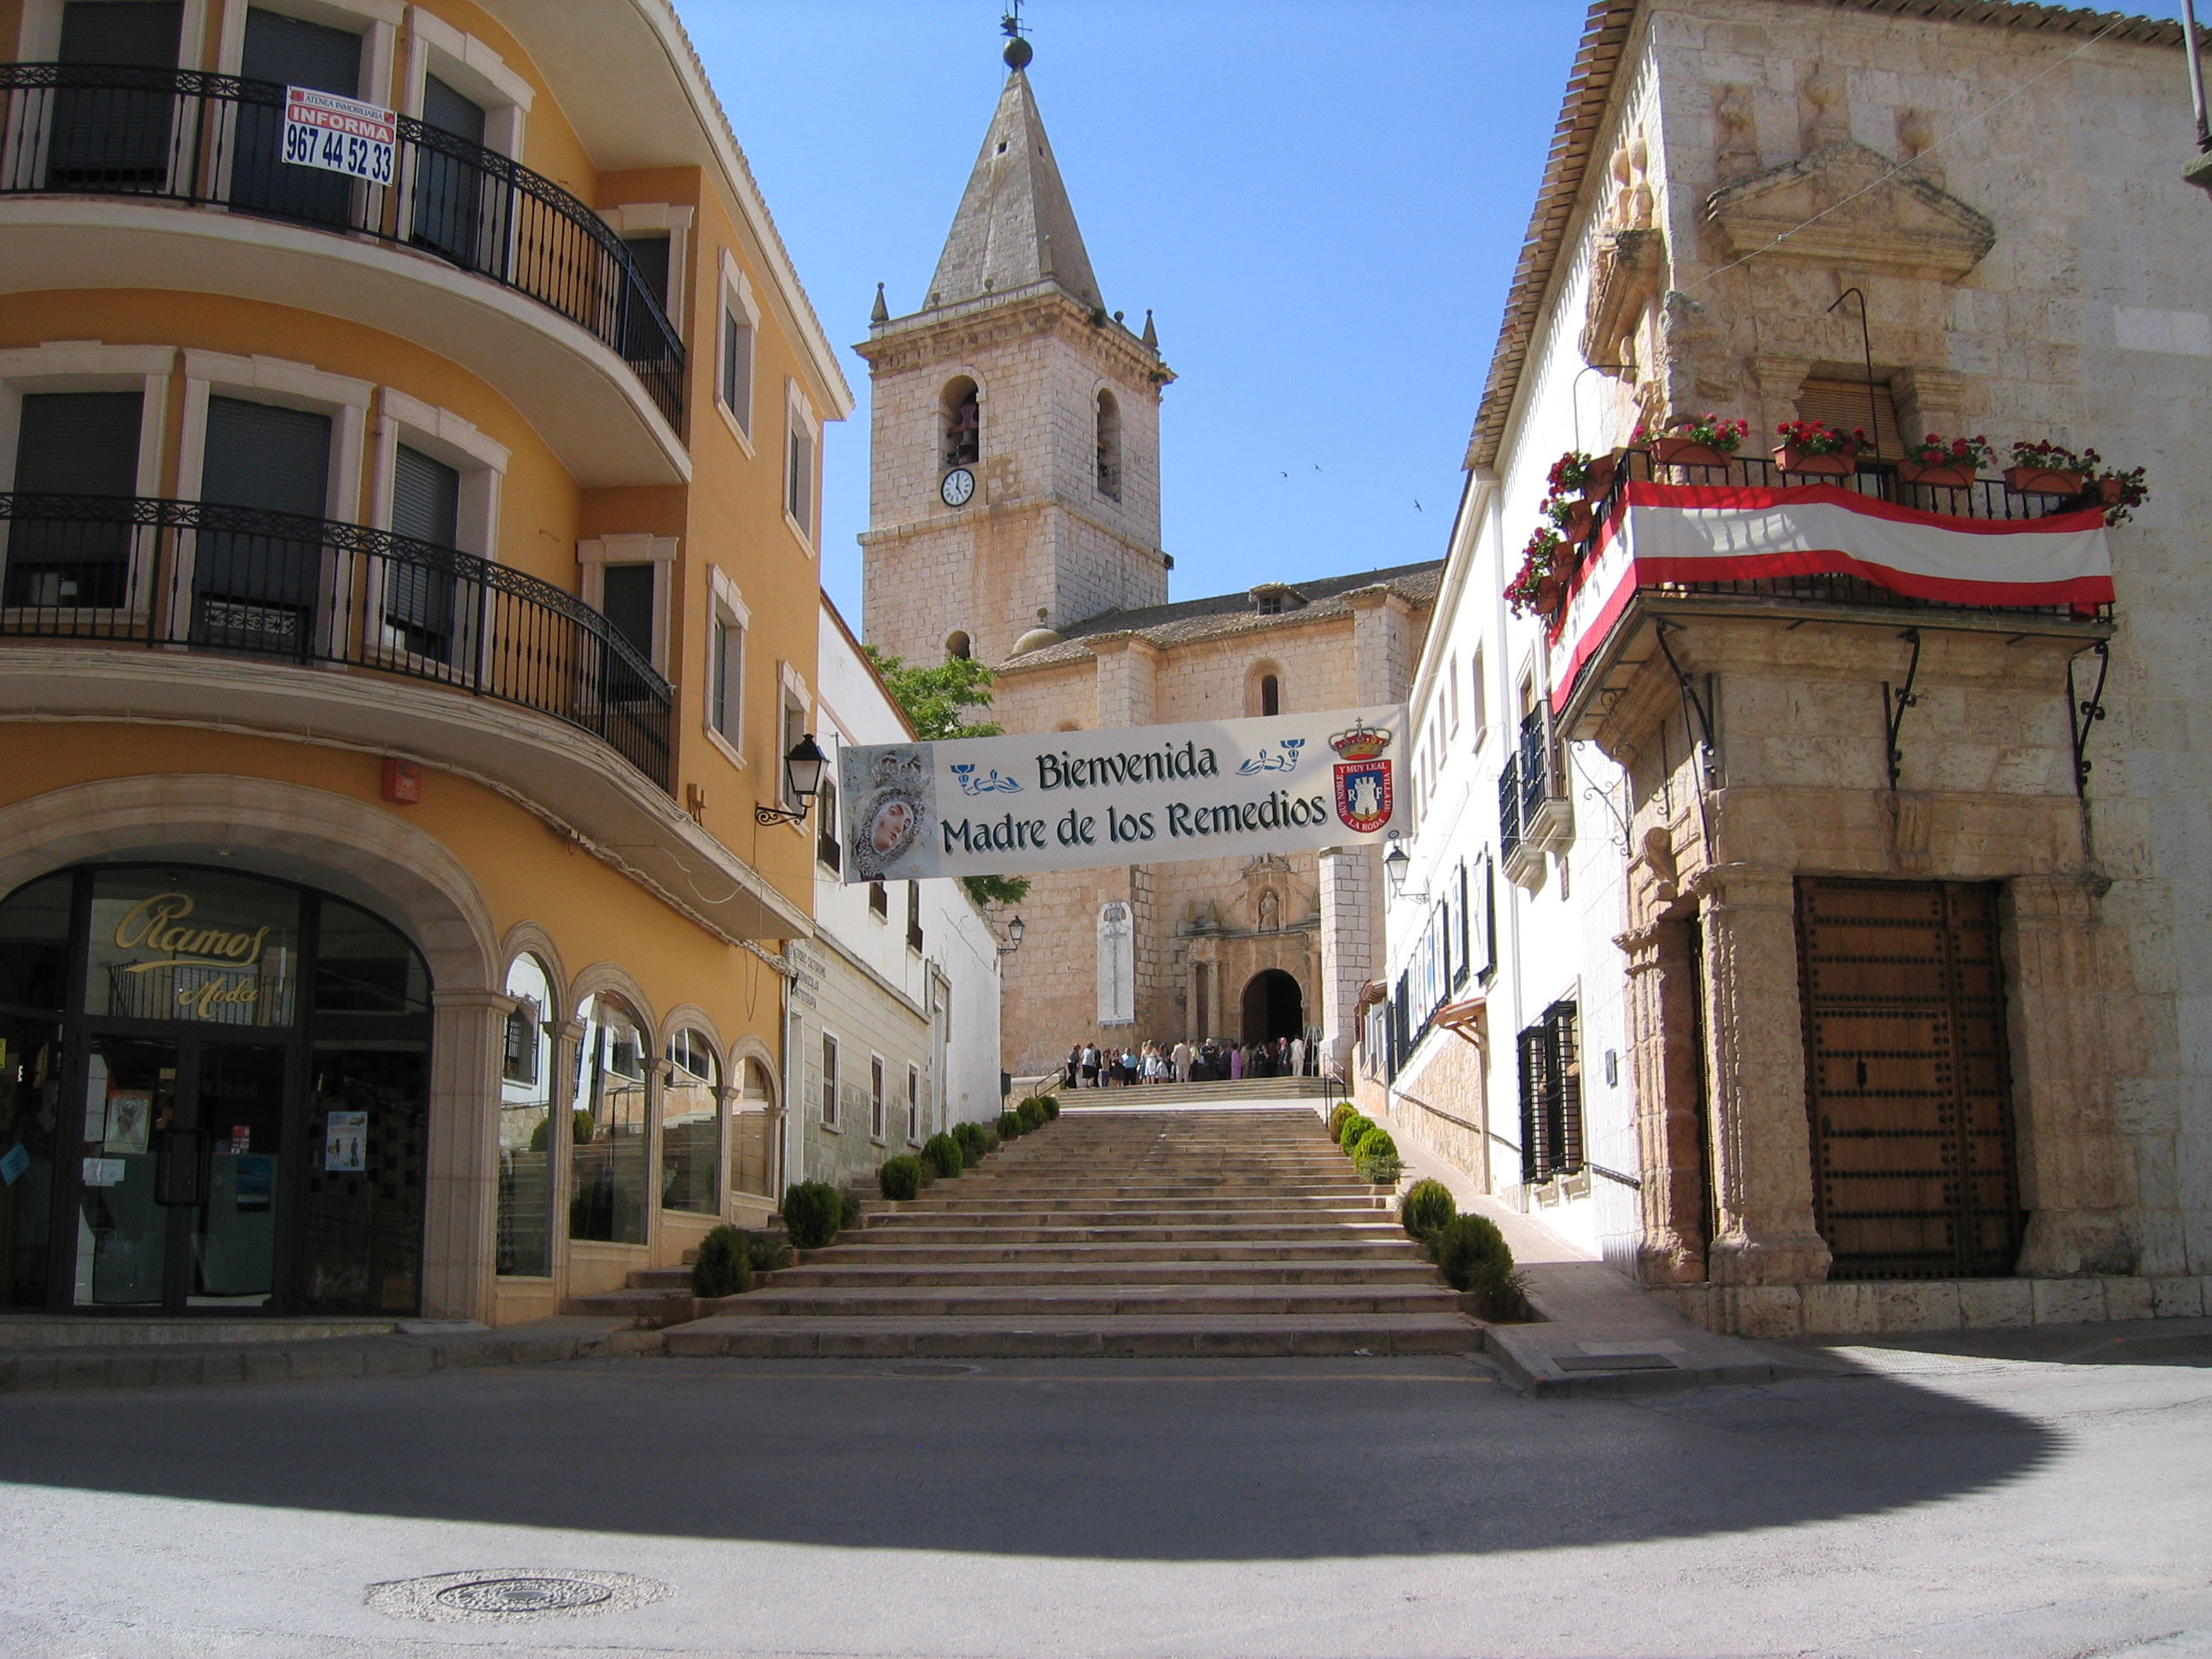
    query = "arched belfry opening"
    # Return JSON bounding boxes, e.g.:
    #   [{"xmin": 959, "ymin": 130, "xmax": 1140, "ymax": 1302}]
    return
[
  {"xmin": 1241, "ymin": 969, "xmax": 1303, "ymax": 1045},
  {"xmin": 942, "ymin": 377, "xmax": 980, "ymax": 468},
  {"xmin": 1095, "ymin": 387, "xmax": 1121, "ymax": 498}
]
